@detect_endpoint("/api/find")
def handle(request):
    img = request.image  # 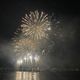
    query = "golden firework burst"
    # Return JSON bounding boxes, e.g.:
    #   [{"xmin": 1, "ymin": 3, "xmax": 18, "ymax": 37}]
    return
[{"xmin": 21, "ymin": 10, "xmax": 51, "ymax": 40}]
